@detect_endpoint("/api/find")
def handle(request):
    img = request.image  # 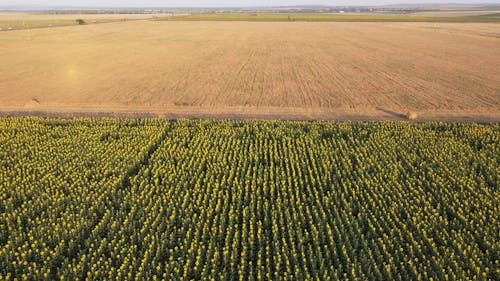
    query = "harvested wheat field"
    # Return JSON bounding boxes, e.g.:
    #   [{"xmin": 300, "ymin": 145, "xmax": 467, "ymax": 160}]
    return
[
  {"xmin": 0, "ymin": 12, "xmax": 161, "ymax": 30},
  {"xmin": 0, "ymin": 20, "xmax": 499, "ymax": 120}
]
